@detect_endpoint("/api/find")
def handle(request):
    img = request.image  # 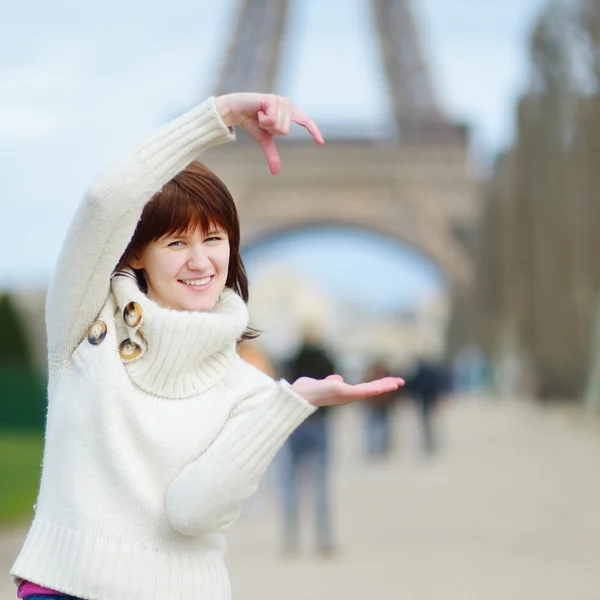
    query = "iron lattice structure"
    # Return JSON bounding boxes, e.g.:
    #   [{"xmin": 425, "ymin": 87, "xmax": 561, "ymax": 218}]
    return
[{"xmin": 213, "ymin": 0, "xmax": 448, "ymax": 137}]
